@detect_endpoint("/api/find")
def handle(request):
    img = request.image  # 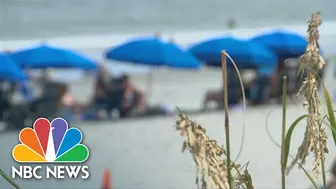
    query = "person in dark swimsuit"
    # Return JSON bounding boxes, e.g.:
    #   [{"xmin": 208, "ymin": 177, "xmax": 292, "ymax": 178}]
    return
[
  {"xmin": 94, "ymin": 78, "xmax": 107, "ymax": 106},
  {"xmin": 92, "ymin": 66, "xmax": 109, "ymax": 108},
  {"xmin": 118, "ymin": 74, "xmax": 145, "ymax": 118},
  {"xmin": 82, "ymin": 65, "xmax": 110, "ymax": 119}
]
